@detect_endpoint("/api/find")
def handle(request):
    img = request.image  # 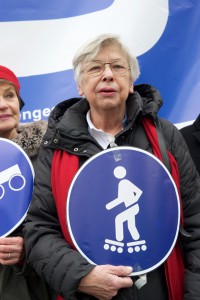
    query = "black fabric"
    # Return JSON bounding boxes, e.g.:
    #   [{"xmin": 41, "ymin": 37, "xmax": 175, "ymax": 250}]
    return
[
  {"xmin": 180, "ymin": 114, "xmax": 200, "ymax": 175},
  {"xmin": 19, "ymin": 96, "xmax": 25, "ymax": 110}
]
